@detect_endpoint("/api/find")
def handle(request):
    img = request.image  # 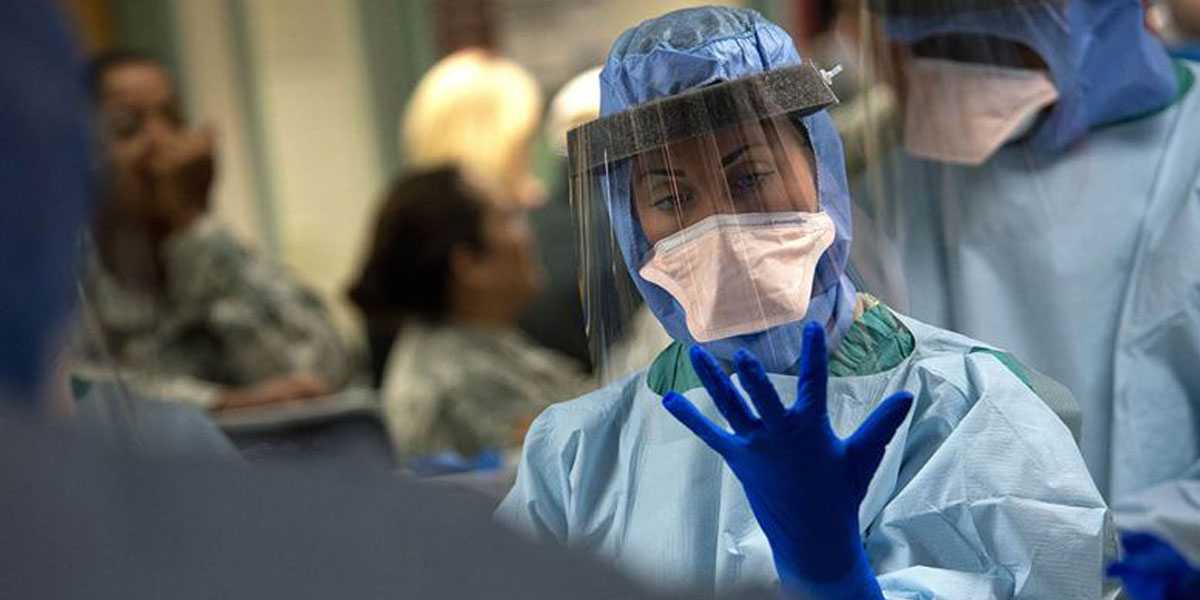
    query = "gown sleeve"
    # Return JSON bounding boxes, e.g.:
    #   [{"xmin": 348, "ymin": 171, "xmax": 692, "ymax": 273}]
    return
[{"xmin": 495, "ymin": 404, "xmax": 576, "ymax": 545}]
